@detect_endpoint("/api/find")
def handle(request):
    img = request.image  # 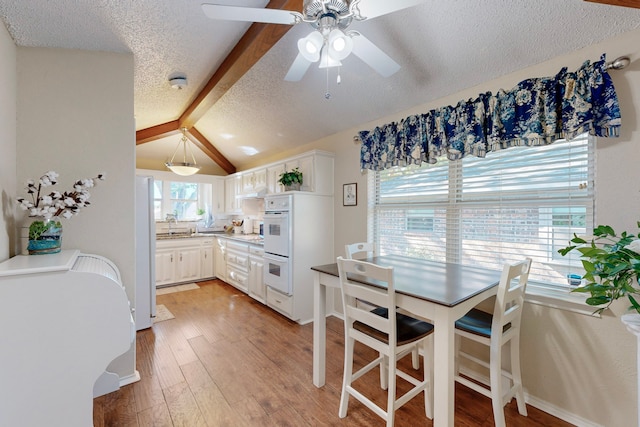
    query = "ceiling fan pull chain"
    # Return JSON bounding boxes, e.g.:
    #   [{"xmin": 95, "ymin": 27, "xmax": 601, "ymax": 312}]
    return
[
  {"xmin": 337, "ymin": 66, "xmax": 342, "ymax": 84},
  {"xmin": 325, "ymin": 66, "xmax": 332, "ymax": 99}
]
